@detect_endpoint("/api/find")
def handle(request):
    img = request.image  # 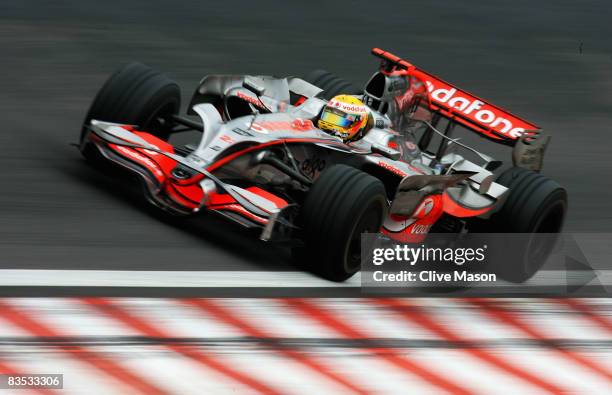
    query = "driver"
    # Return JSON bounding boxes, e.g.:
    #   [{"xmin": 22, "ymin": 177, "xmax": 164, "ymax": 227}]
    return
[{"xmin": 317, "ymin": 95, "xmax": 371, "ymax": 142}]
